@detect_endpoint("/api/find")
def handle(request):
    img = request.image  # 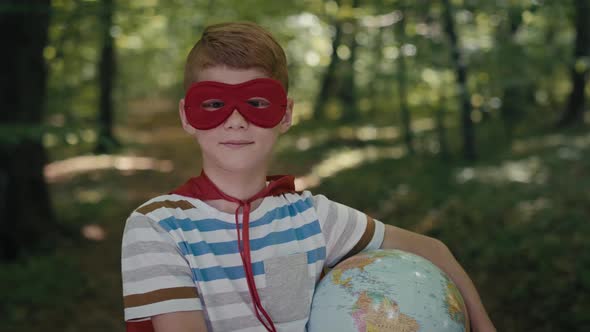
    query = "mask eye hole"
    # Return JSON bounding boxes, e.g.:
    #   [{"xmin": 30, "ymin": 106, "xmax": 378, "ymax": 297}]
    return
[
  {"xmin": 247, "ymin": 97, "xmax": 270, "ymax": 109},
  {"xmin": 201, "ymin": 99, "xmax": 224, "ymax": 111}
]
